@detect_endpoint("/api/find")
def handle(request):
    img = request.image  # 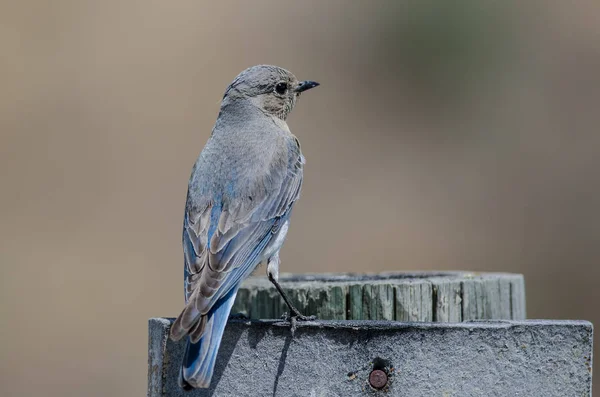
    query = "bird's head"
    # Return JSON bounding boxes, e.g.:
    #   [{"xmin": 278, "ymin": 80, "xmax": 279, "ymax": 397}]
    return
[{"xmin": 222, "ymin": 65, "xmax": 319, "ymax": 120}]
